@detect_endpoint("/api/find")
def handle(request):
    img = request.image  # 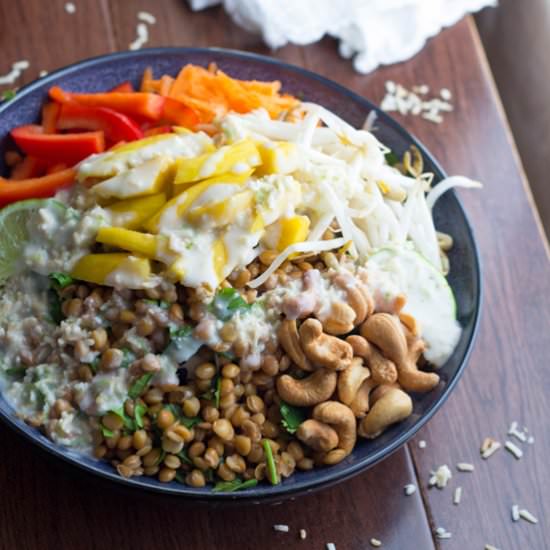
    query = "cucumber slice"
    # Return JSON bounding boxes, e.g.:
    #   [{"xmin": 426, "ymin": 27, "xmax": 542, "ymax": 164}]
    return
[{"xmin": 366, "ymin": 245, "xmax": 460, "ymax": 367}]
